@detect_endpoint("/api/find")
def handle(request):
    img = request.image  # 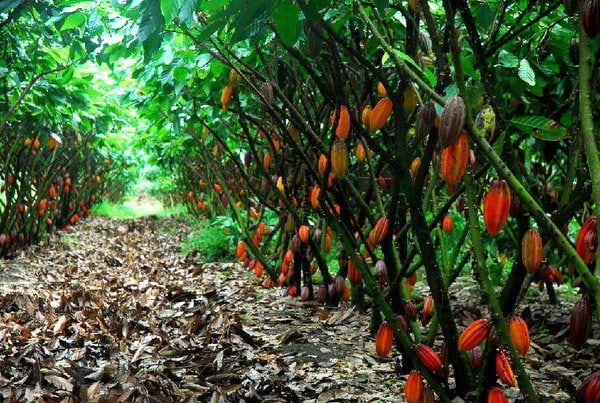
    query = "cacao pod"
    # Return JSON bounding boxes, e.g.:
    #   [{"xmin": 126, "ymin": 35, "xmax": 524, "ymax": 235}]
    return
[
  {"xmin": 403, "ymin": 301, "xmax": 418, "ymax": 322},
  {"xmin": 458, "ymin": 318, "xmax": 490, "ymax": 352},
  {"xmin": 376, "ymin": 260, "xmax": 388, "ymax": 286},
  {"xmin": 440, "ymin": 131, "xmax": 469, "ymax": 194},
  {"xmin": 410, "ymin": 157, "xmax": 422, "ymax": 180},
  {"xmin": 333, "ymin": 105, "xmax": 350, "ymax": 141},
  {"xmin": 404, "ymin": 370, "xmax": 424, "ymax": 403},
  {"xmin": 583, "ymin": 0, "xmax": 600, "ymax": 38},
  {"xmin": 416, "ymin": 100, "xmax": 436, "ymax": 140},
  {"xmin": 331, "ymin": 139, "xmax": 348, "ymax": 177},
  {"xmin": 375, "ymin": 321, "xmax": 394, "ymax": 357},
  {"xmin": 317, "ymin": 284, "xmax": 327, "ymax": 304},
  {"xmin": 487, "ymin": 387, "xmax": 508, "ymax": 403},
  {"xmin": 421, "ymin": 296, "xmax": 434, "ymax": 326},
  {"xmin": 495, "ymin": 351, "xmax": 516, "ymax": 387},
  {"xmin": 300, "ymin": 285, "xmax": 310, "ymax": 301},
  {"xmin": 468, "ymin": 346, "xmax": 484, "ymax": 369},
  {"xmin": 260, "ymin": 82, "xmax": 273, "ymax": 105},
  {"xmin": 483, "ymin": 179, "xmax": 511, "ymax": 236},
  {"xmin": 439, "ymin": 95, "xmax": 465, "ymax": 147},
  {"xmin": 299, "ymin": 225, "xmax": 309, "ymax": 243},
  {"xmin": 347, "ymin": 260, "xmax": 362, "ymax": 284},
  {"xmin": 415, "ymin": 343, "xmax": 444, "ymax": 372},
  {"xmin": 576, "ymin": 370, "xmax": 600, "ymax": 403},
  {"xmin": 228, "ymin": 69, "xmax": 241, "ymax": 87},
  {"xmin": 377, "ymin": 82, "xmax": 388, "ymax": 97},
  {"xmin": 318, "ymin": 154, "xmax": 328, "ymax": 176},
  {"xmin": 362, "ymin": 105, "xmax": 372, "ymax": 126},
  {"xmin": 569, "ymin": 296, "xmax": 593, "ymax": 349},
  {"xmin": 369, "ymin": 216, "xmax": 390, "ymax": 246},
  {"xmin": 403, "ymin": 84, "xmax": 418, "ymax": 115},
  {"xmin": 475, "ymin": 104, "xmax": 496, "ymax": 138},
  {"xmin": 442, "ymin": 215, "xmax": 453, "ymax": 234},
  {"xmin": 309, "ymin": 186, "xmax": 320, "ymax": 209},
  {"xmin": 355, "ymin": 142, "xmax": 366, "ymax": 162},
  {"xmin": 576, "ymin": 216, "xmax": 597, "ymax": 264},
  {"xmin": 220, "ymin": 85, "xmax": 233, "ymax": 111},
  {"xmin": 521, "ymin": 229, "xmax": 544, "ymax": 274},
  {"xmin": 396, "ymin": 314, "xmax": 409, "ymax": 331},
  {"xmin": 508, "ymin": 315, "xmax": 530, "ymax": 357},
  {"xmin": 369, "ymin": 97, "xmax": 393, "ymax": 132}
]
